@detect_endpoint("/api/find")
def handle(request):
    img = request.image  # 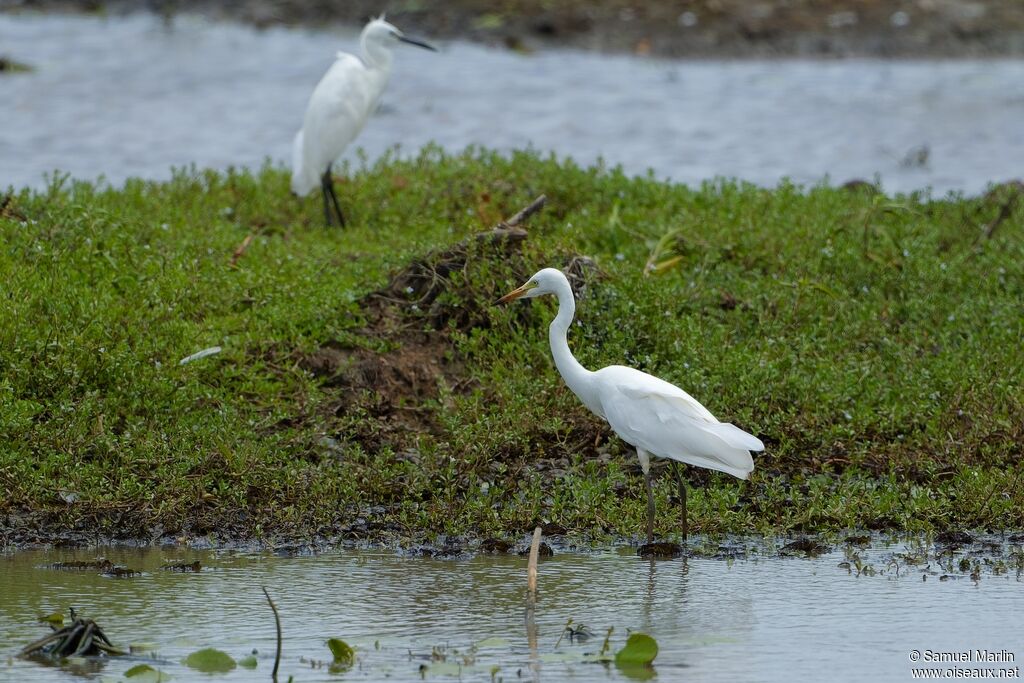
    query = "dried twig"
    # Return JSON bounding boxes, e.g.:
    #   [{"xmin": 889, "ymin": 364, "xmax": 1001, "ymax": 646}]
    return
[
  {"xmin": 230, "ymin": 233, "xmax": 254, "ymax": 267},
  {"xmin": 262, "ymin": 586, "xmax": 282, "ymax": 682},
  {"xmin": 984, "ymin": 192, "xmax": 1019, "ymax": 240},
  {"xmin": 502, "ymin": 195, "xmax": 547, "ymax": 228}
]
